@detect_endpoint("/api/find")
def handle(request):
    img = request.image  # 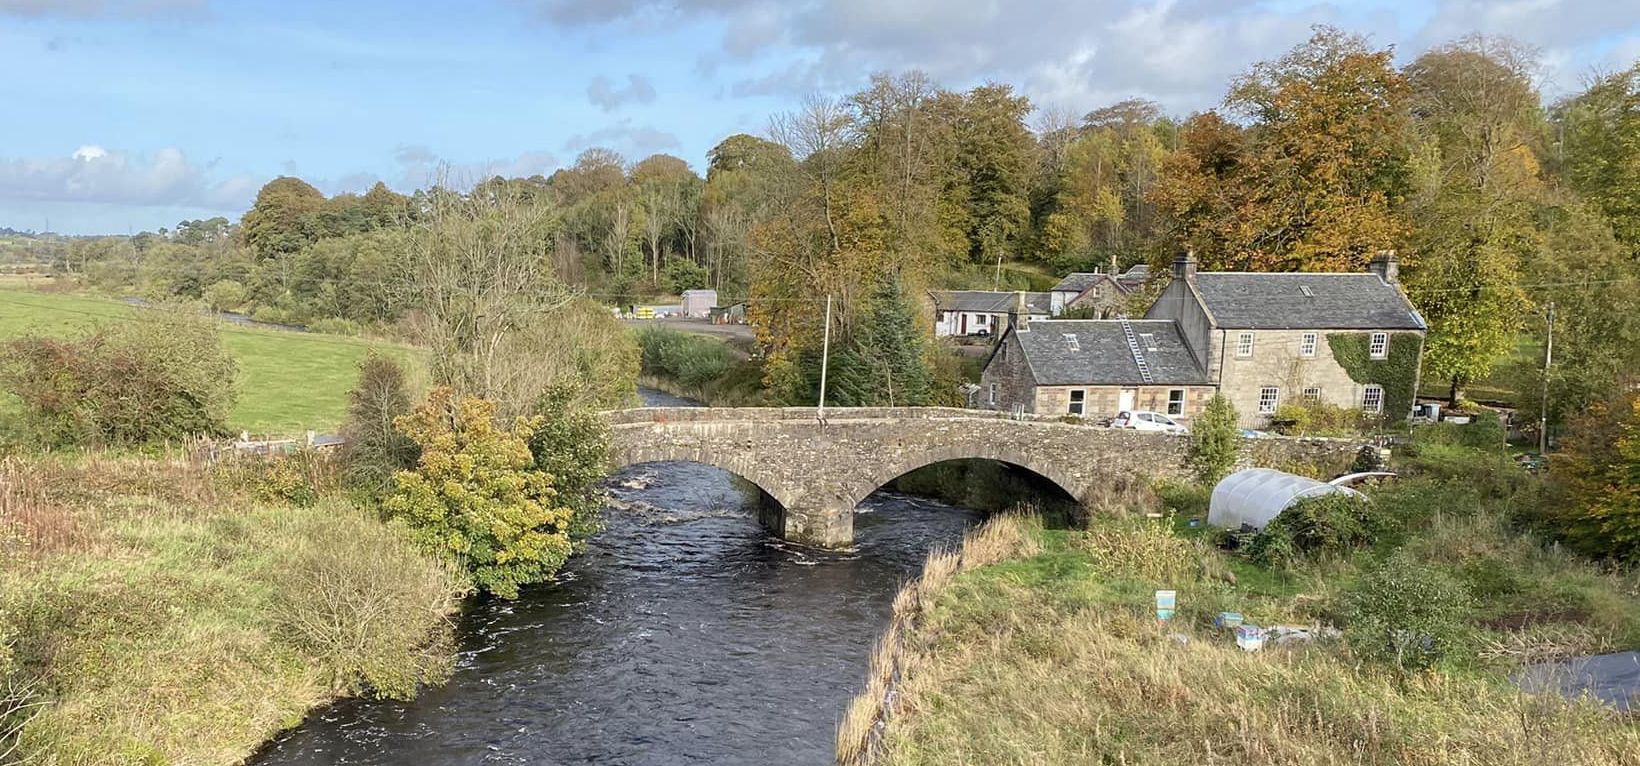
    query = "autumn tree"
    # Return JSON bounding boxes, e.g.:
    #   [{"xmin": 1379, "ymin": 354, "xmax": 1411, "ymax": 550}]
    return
[
  {"xmin": 1555, "ymin": 388, "xmax": 1640, "ymax": 560},
  {"xmin": 957, "ymin": 83, "xmax": 1035, "ymax": 264},
  {"xmin": 1555, "ymin": 64, "xmax": 1640, "ymax": 250},
  {"xmin": 1157, "ymin": 27, "xmax": 1412, "ymax": 272},
  {"xmin": 240, "ymin": 177, "xmax": 327, "ymax": 259}
]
